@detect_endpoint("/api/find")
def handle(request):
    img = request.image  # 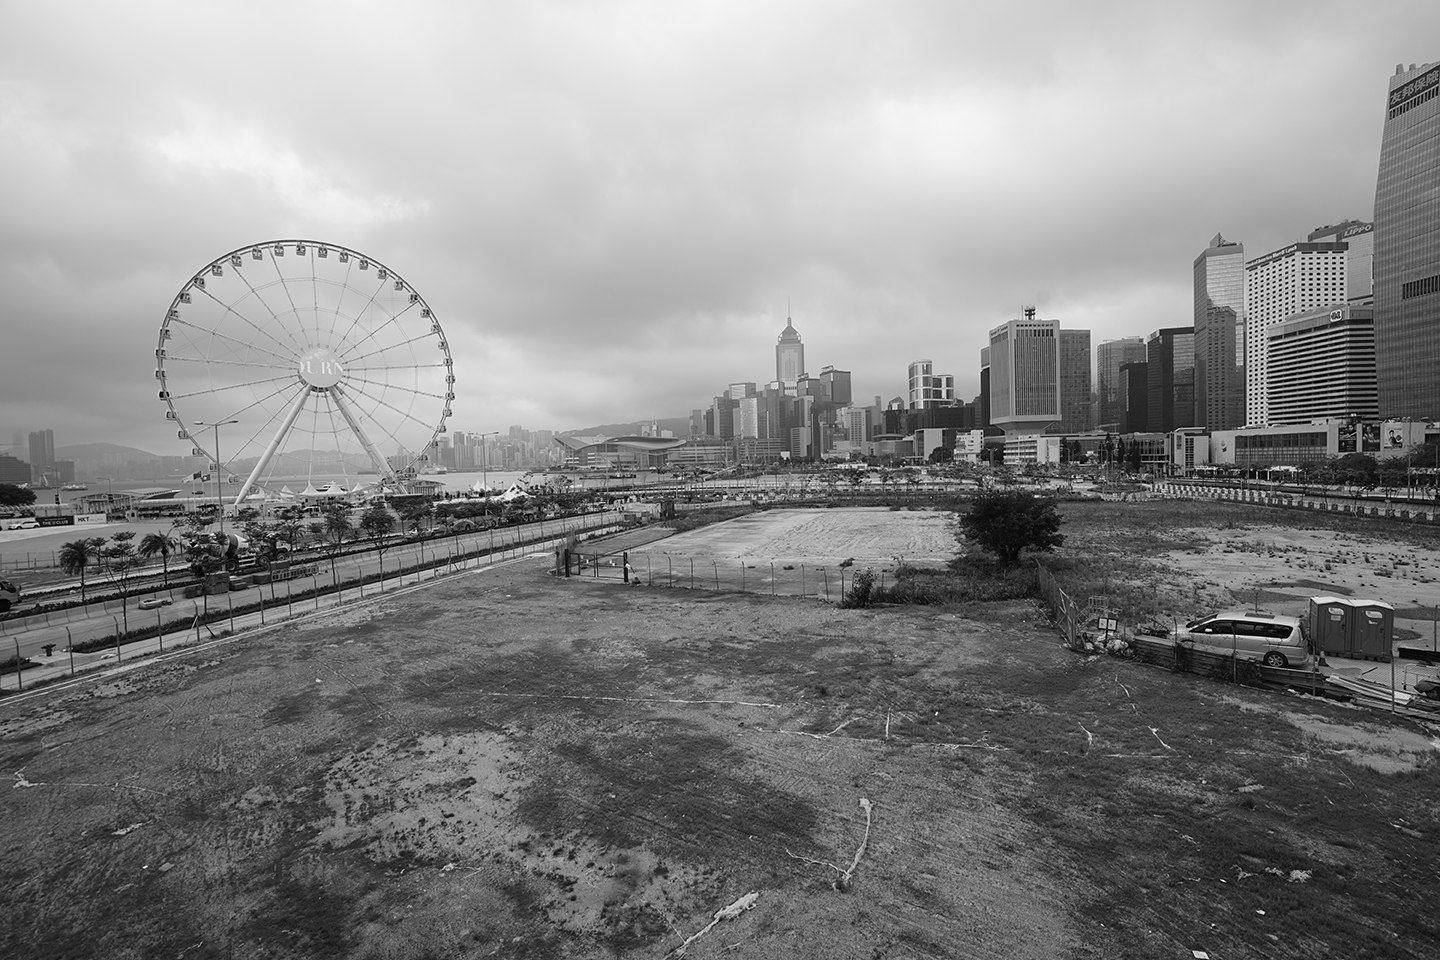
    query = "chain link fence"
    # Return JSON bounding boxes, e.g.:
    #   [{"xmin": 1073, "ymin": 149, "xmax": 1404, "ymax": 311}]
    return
[{"xmin": 557, "ymin": 548, "xmax": 906, "ymax": 603}]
